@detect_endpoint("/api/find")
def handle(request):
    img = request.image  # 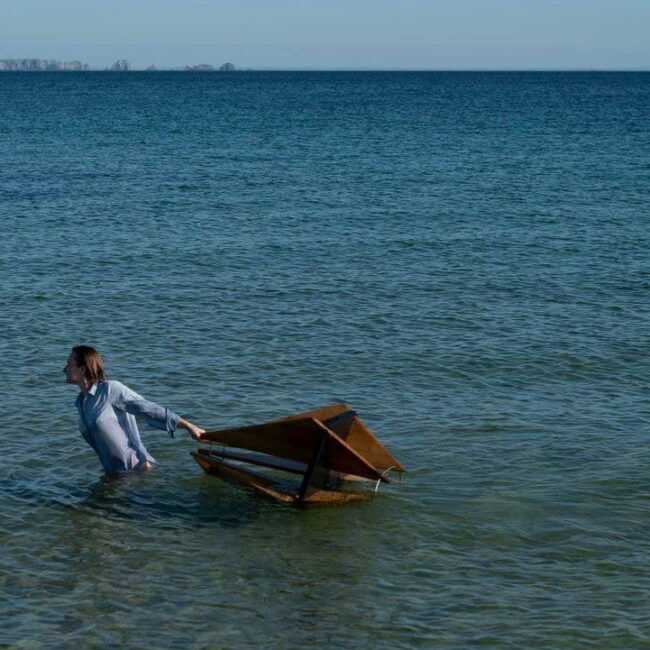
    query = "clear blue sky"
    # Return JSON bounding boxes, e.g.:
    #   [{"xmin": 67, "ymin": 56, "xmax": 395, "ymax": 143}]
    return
[{"xmin": 2, "ymin": 0, "xmax": 649, "ymax": 70}]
